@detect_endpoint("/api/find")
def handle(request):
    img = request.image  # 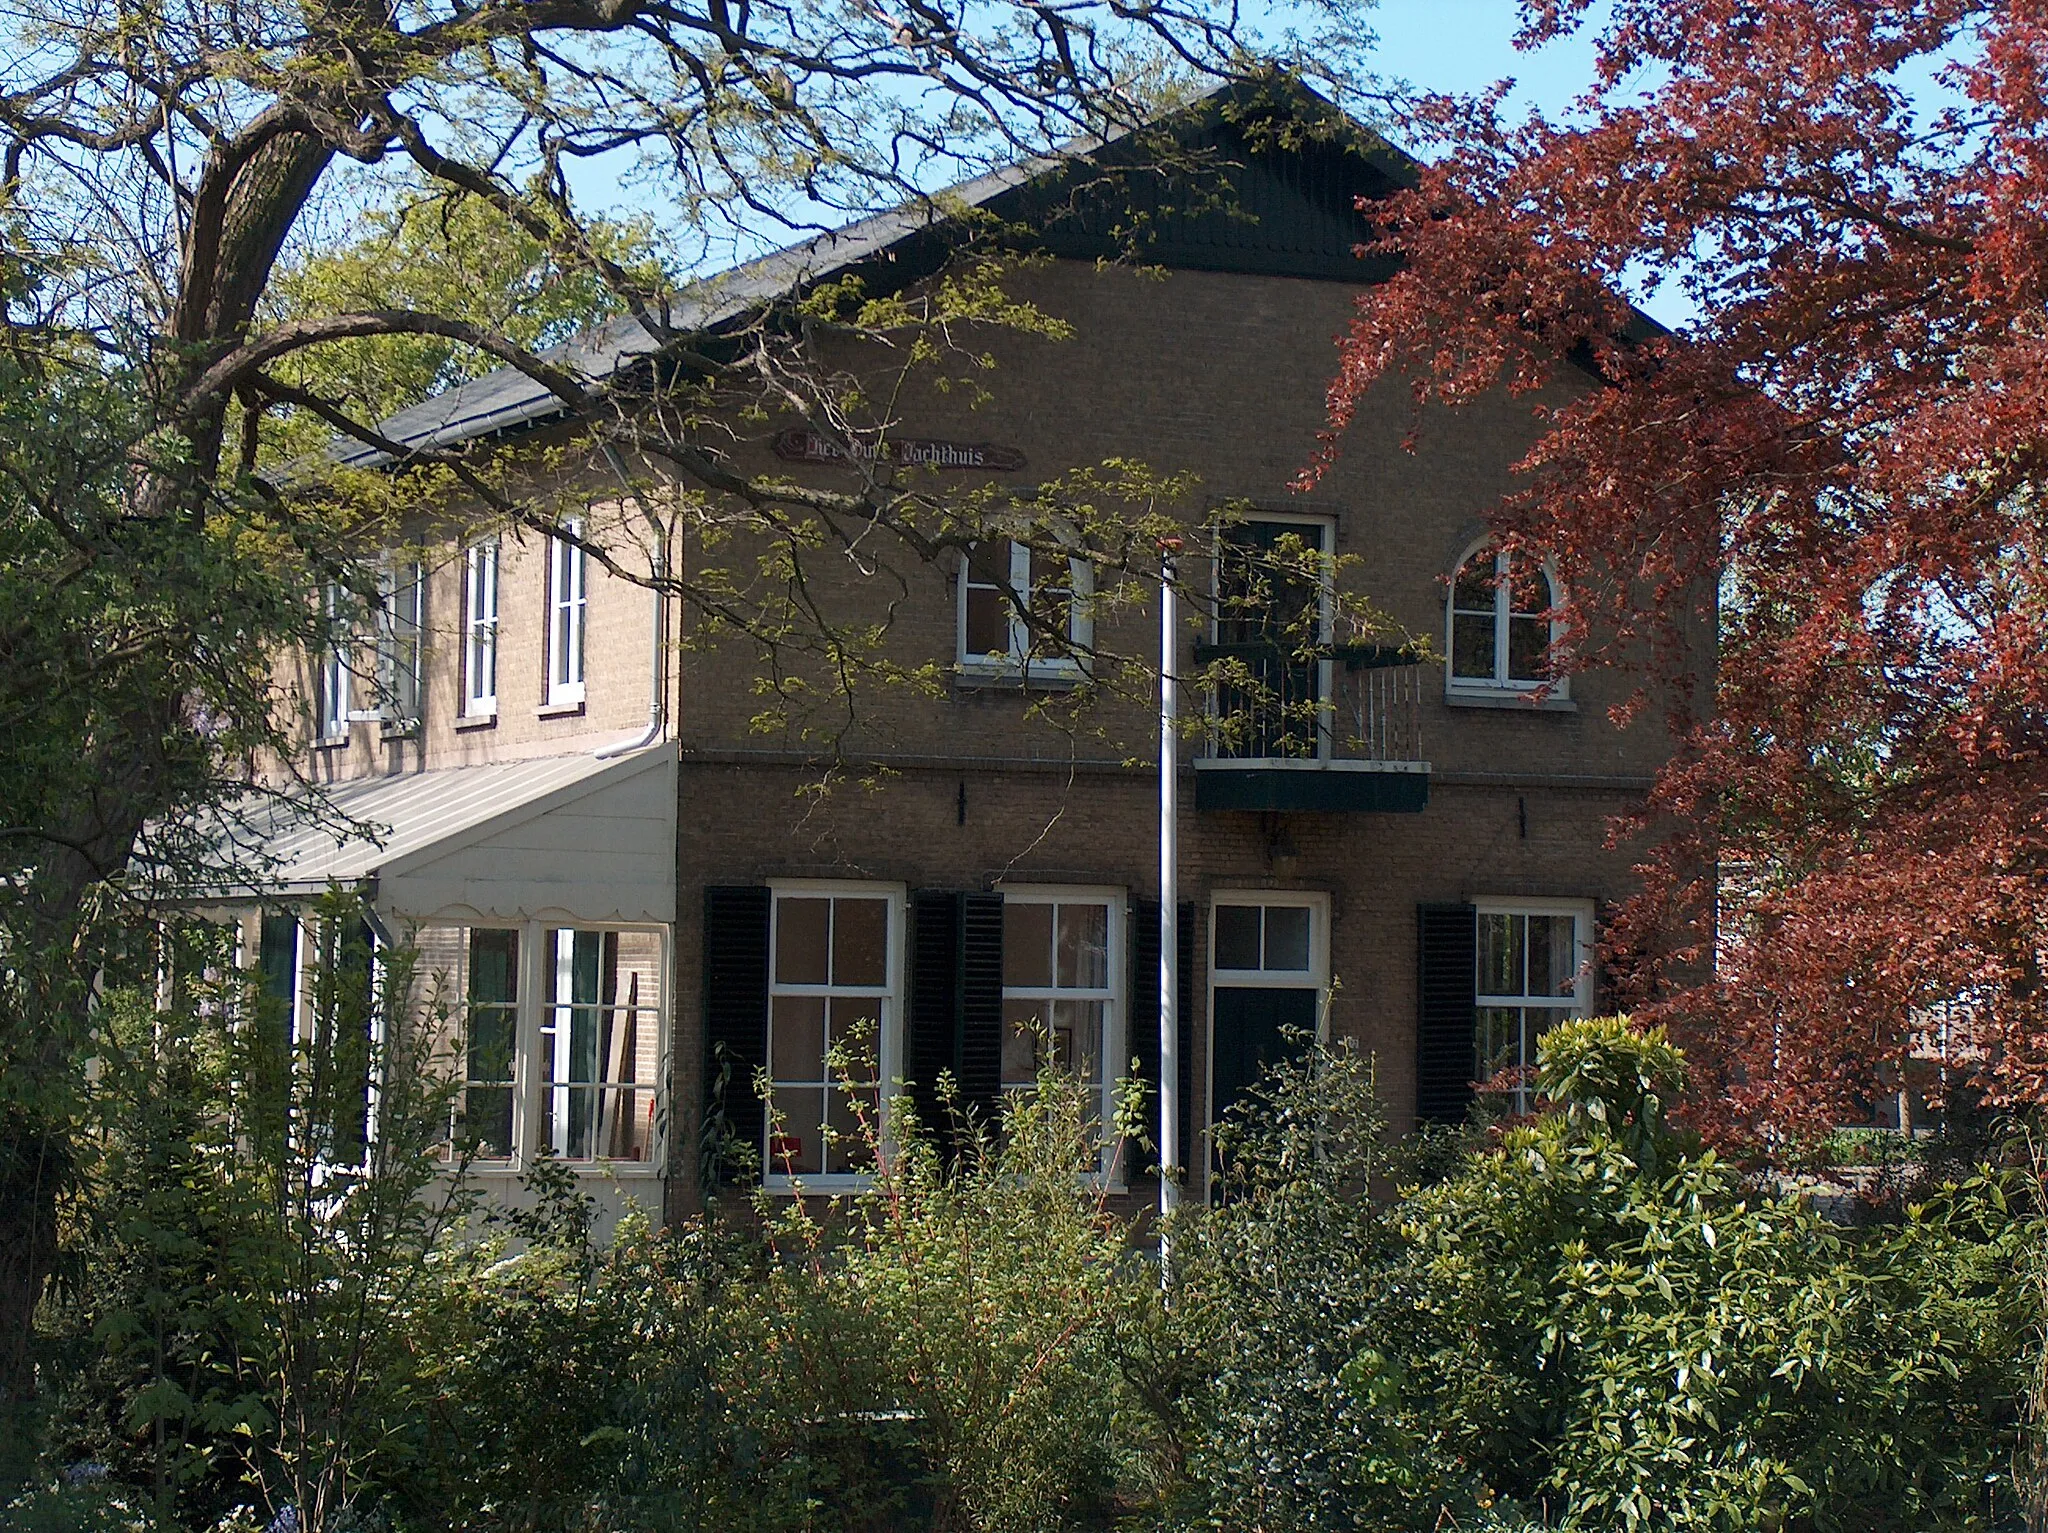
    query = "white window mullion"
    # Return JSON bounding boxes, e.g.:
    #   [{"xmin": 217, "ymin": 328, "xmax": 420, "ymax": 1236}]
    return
[
  {"xmin": 512, "ymin": 919, "xmax": 545, "ymax": 1166},
  {"xmin": 1494, "ymin": 551, "xmax": 1513, "ymax": 686},
  {"xmin": 549, "ymin": 928, "xmax": 574, "ymax": 1156}
]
